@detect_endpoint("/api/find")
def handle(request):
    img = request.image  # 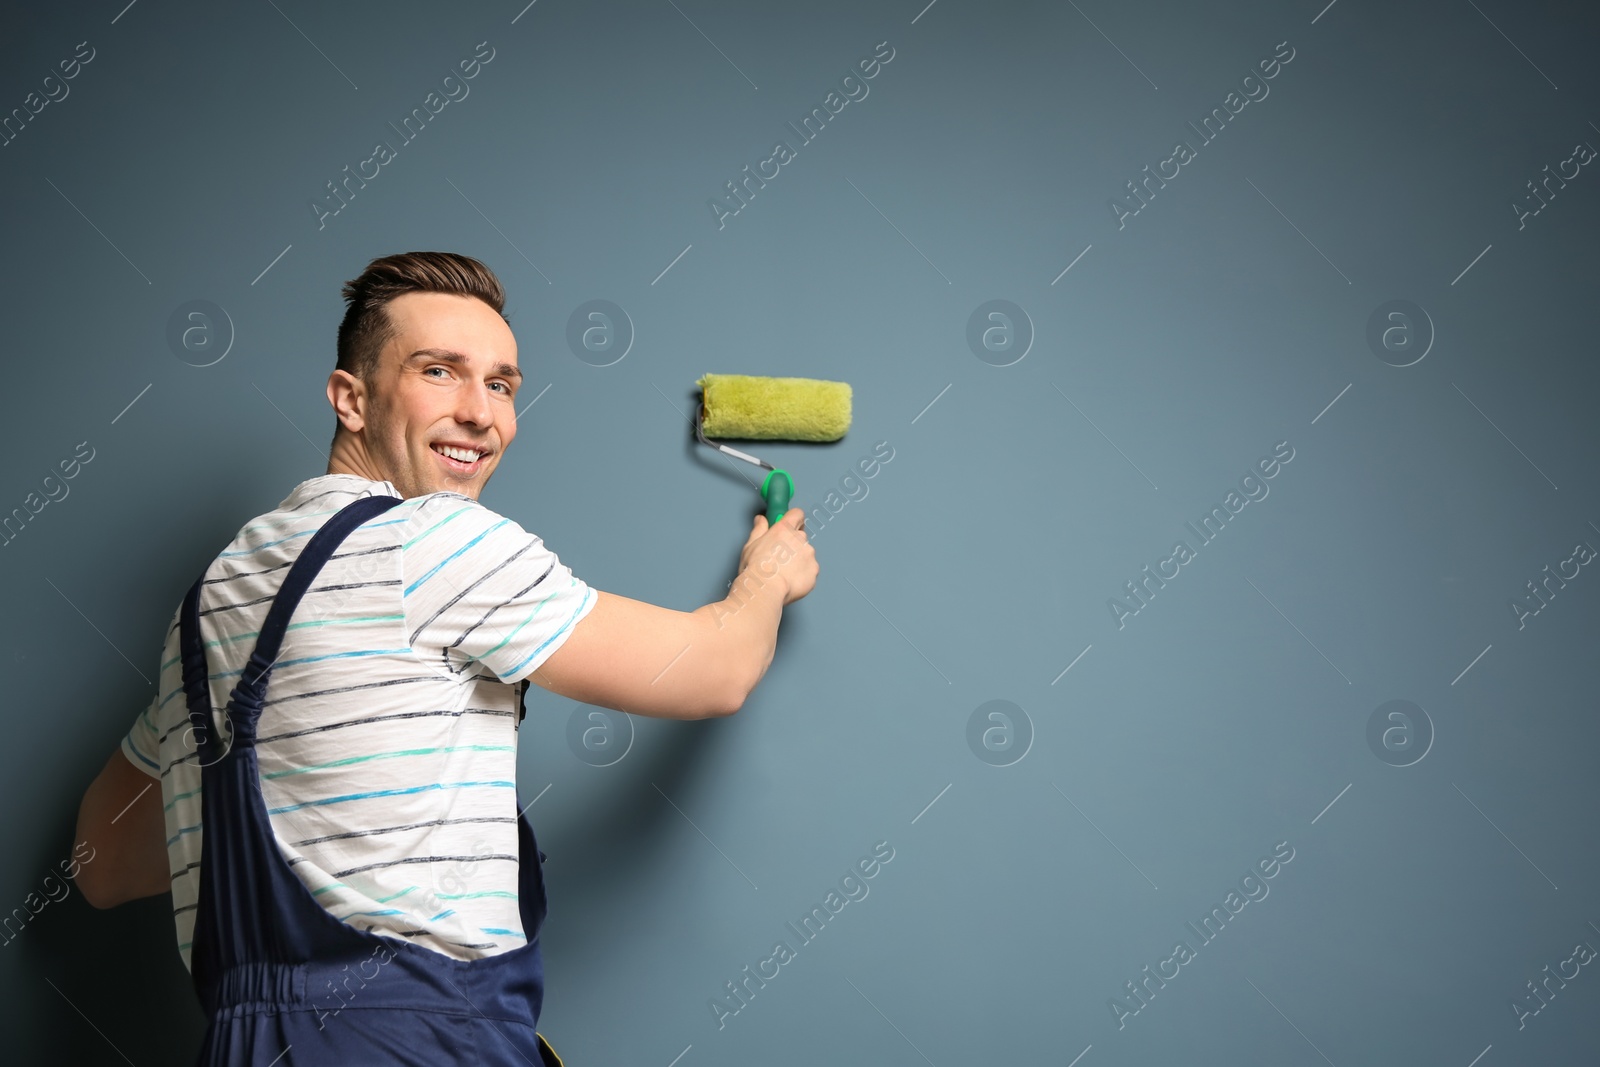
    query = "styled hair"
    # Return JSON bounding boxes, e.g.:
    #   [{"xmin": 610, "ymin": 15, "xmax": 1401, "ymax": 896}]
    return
[{"xmin": 335, "ymin": 251, "xmax": 508, "ymax": 384}]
